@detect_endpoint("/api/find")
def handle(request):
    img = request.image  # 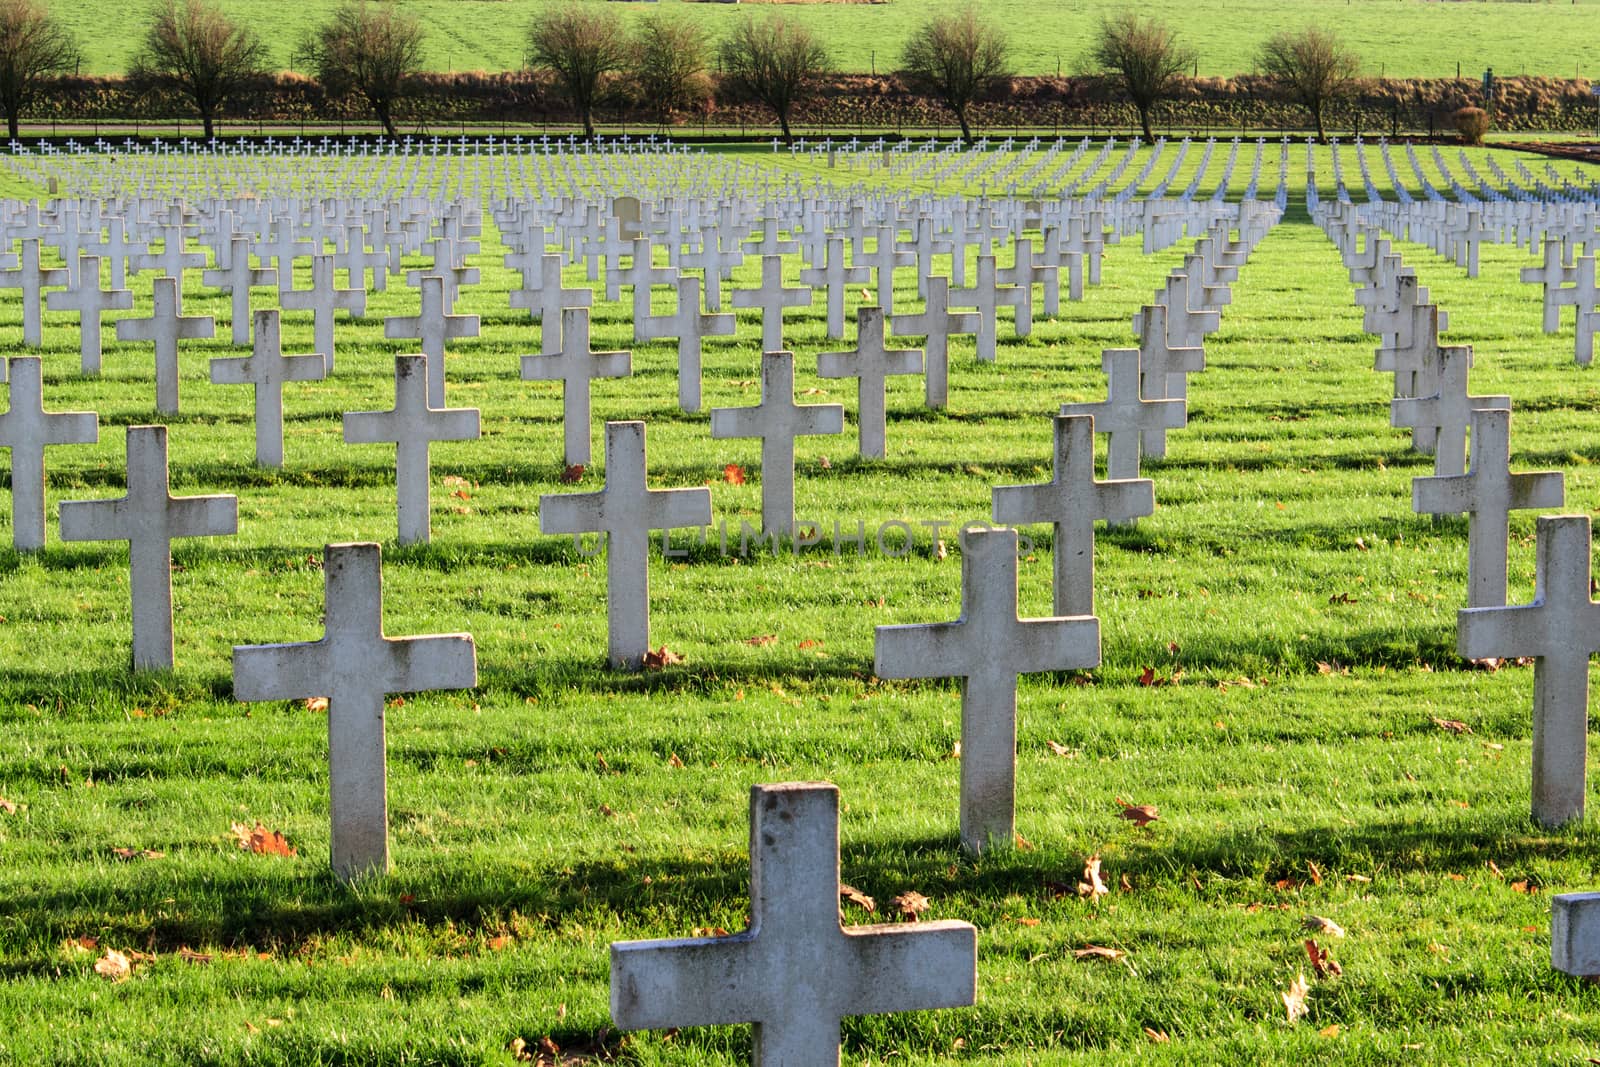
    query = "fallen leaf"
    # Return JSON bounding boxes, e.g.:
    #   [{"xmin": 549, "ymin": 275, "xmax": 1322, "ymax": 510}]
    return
[
  {"xmin": 1281, "ymin": 972, "xmax": 1311, "ymax": 1024},
  {"xmin": 1077, "ymin": 855, "xmax": 1110, "ymax": 903},
  {"xmin": 643, "ymin": 646, "xmax": 684, "ymax": 670},
  {"xmin": 1345, "ymin": 874, "xmax": 1372, "ymax": 884},
  {"xmin": 893, "ymin": 891, "xmax": 930, "ymax": 919},
  {"xmin": 690, "ymin": 927, "xmax": 730, "ymax": 938},
  {"xmin": 559, "ymin": 464, "xmax": 585, "ymax": 484},
  {"xmin": 743, "ymin": 634, "xmax": 777, "ymax": 646},
  {"xmin": 305, "ymin": 696, "xmax": 329, "ymax": 712},
  {"xmin": 1302, "ymin": 915, "xmax": 1346, "ymax": 938},
  {"xmin": 178, "ymin": 947, "xmax": 213, "ymax": 965},
  {"xmin": 817, "ymin": 455, "xmax": 831, "ymax": 470},
  {"xmin": 666, "ymin": 753, "xmax": 685, "ymax": 769},
  {"xmin": 1119, "ymin": 872, "xmax": 1134, "ymax": 893},
  {"xmin": 840, "ymin": 884, "xmax": 876, "ymax": 913},
  {"xmin": 94, "ymin": 948, "xmax": 132, "ymax": 982},
  {"xmin": 230, "ymin": 822, "xmax": 296, "ymax": 857},
  {"xmin": 1013, "ymin": 916, "xmax": 1040, "ymax": 927},
  {"xmin": 934, "ymin": 539, "xmax": 948, "ymax": 561},
  {"xmin": 1143, "ymin": 1027, "xmax": 1169, "ymax": 1044},
  {"xmin": 1328, "ymin": 592, "xmax": 1356, "ymax": 605},
  {"xmin": 798, "ymin": 638, "xmax": 821, "ymax": 649},
  {"xmin": 1137, "ymin": 666, "xmax": 1158, "ymax": 686},
  {"xmin": 1045, "ymin": 739, "xmax": 1072, "ymax": 756},
  {"xmin": 1509, "ymin": 879, "xmax": 1539, "ymax": 894},
  {"xmin": 1432, "ymin": 717, "xmax": 1472, "ymax": 735},
  {"xmin": 111, "ymin": 847, "xmax": 164, "ymax": 861},
  {"xmin": 1115, "ymin": 798, "xmax": 1160, "ymax": 827},
  {"xmin": 1014, "ymin": 831, "xmax": 1034, "ymax": 850},
  {"xmin": 0, "ymin": 795, "xmax": 15, "ymax": 814},
  {"xmin": 1307, "ymin": 861, "xmax": 1323, "ymax": 886},
  {"xmin": 1488, "ymin": 860, "xmax": 1503, "ymax": 878},
  {"xmin": 1073, "ymin": 944, "xmax": 1125, "ymax": 961},
  {"xmin": 1305, "ymin": 939, "xmax": 1343, "ymax": 979},
  {"xmin": 723, "ymin": 463, "xmax": 746, "ymax": 485},
  {"xmin": 1319, "ymin": 1024, "xmax": 1342, "ymax": 1038}
]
